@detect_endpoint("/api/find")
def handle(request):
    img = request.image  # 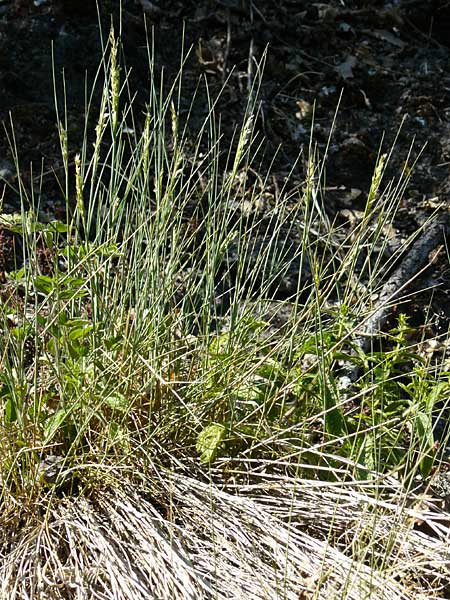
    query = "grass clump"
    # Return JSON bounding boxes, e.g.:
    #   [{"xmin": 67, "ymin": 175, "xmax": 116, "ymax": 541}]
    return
[{"xmin": 0, "ymin": 26, "xmax": 449, "ymax": 599}]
